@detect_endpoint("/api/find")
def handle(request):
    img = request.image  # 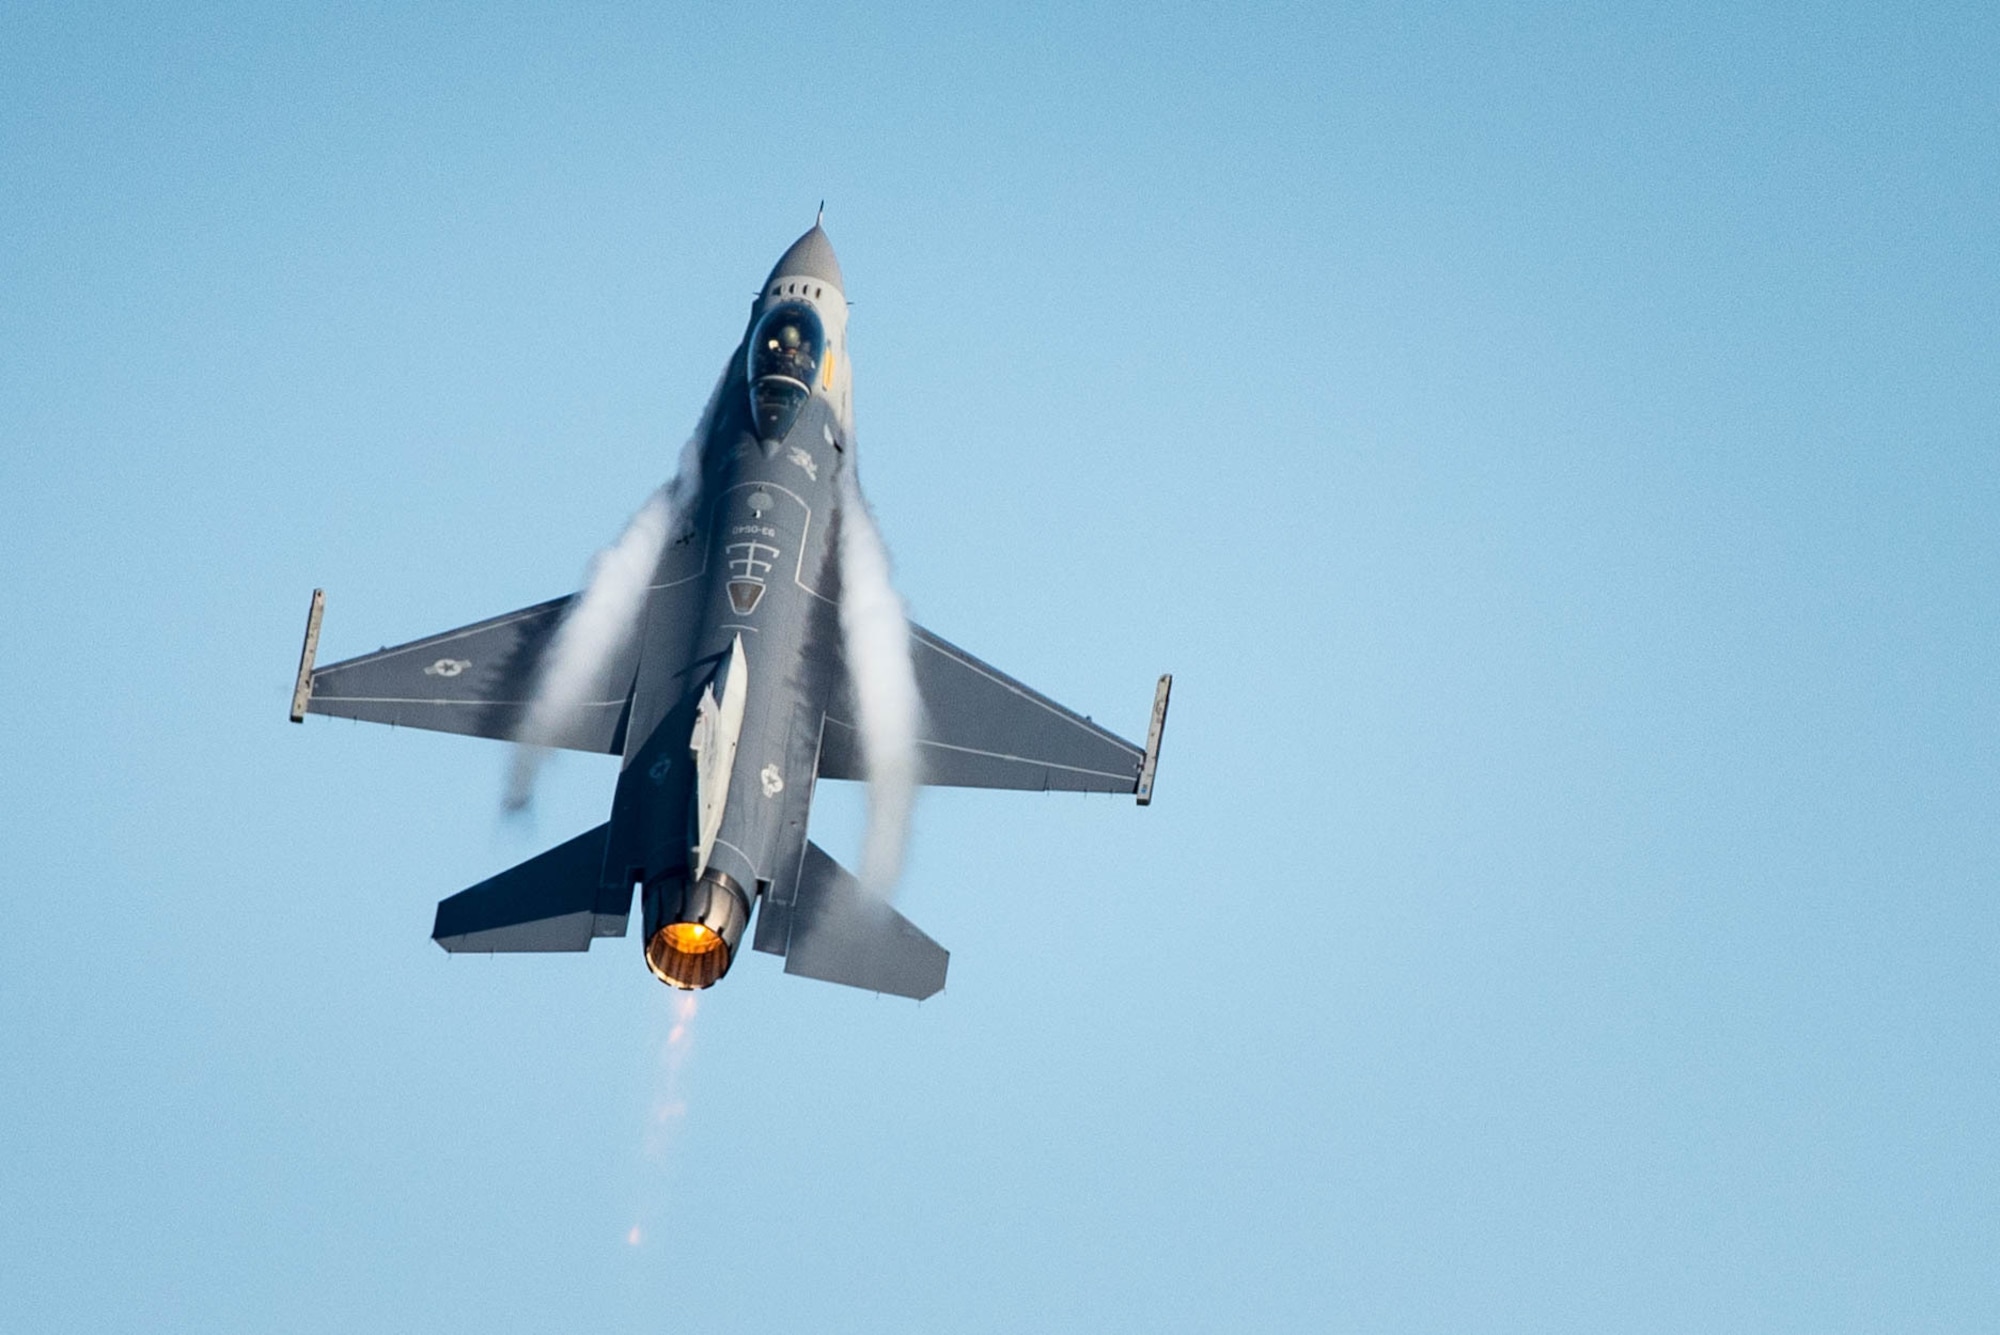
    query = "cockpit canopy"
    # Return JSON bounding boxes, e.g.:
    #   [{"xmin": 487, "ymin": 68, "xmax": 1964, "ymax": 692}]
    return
[{"xmin": 747, "ymin": 302, "xmax": 824, "ymax": 440}]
